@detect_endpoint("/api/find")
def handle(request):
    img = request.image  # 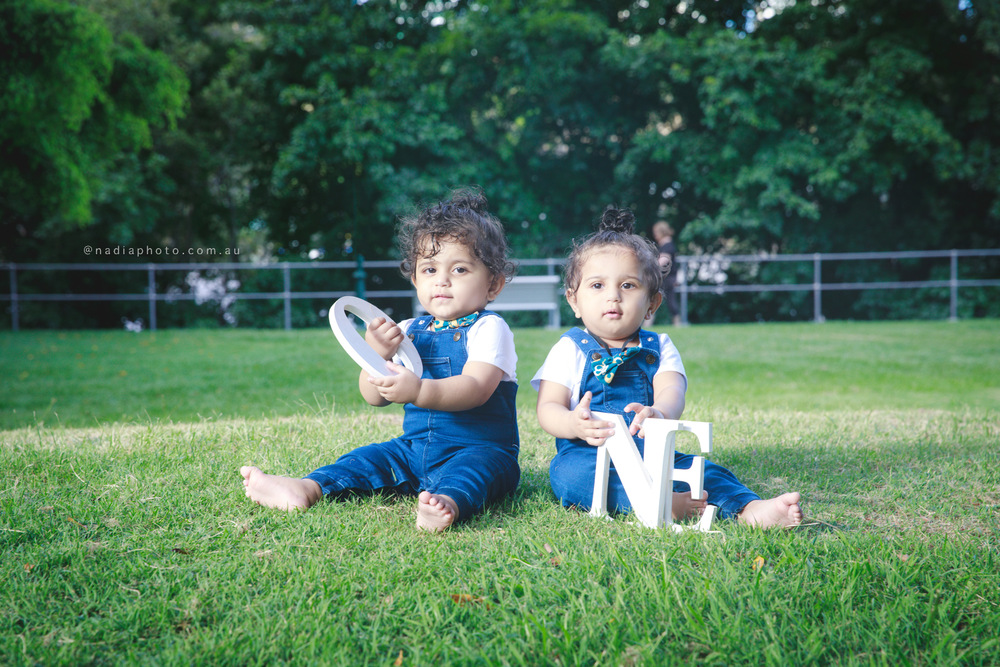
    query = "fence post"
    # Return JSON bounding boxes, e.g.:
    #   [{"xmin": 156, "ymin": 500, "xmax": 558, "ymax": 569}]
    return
[
  {"xmin": 147, "ymin": 264, "xmax": 157, "ymax": 331},
  {"xmin": 949, "ymin": 249, "xmax": 958, "ymax": 321},
  {"xmin": 283, "ymin": 263, "xmax": 292, "ymax": 330},
  {"xmin": 9, "ymin": 264, "xmax": 18, "ymax": 331},
  {"xmin": 813, "ymin": 254, "xmax": 823, "ymax": 323},
  {"xmin": 679, "ymin": 257, "xmax": 689, "ymax": 325},
  {"xmin": 353, "ymin": 254, "xmax": 367, "ymax": 300}
]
